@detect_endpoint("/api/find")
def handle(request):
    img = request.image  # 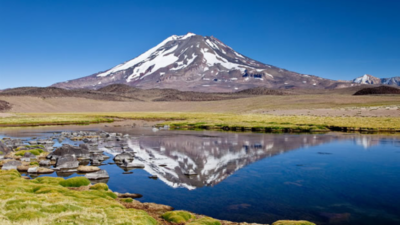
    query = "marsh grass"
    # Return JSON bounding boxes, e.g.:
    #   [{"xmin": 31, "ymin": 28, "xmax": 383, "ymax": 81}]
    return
[
  {"xmin": 1, "ymin": 112, "xmax": 400, "ymax": 132},
  {"xmin": 0, "ymin": 170, "xmax": 157, "ymax": 225}
]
